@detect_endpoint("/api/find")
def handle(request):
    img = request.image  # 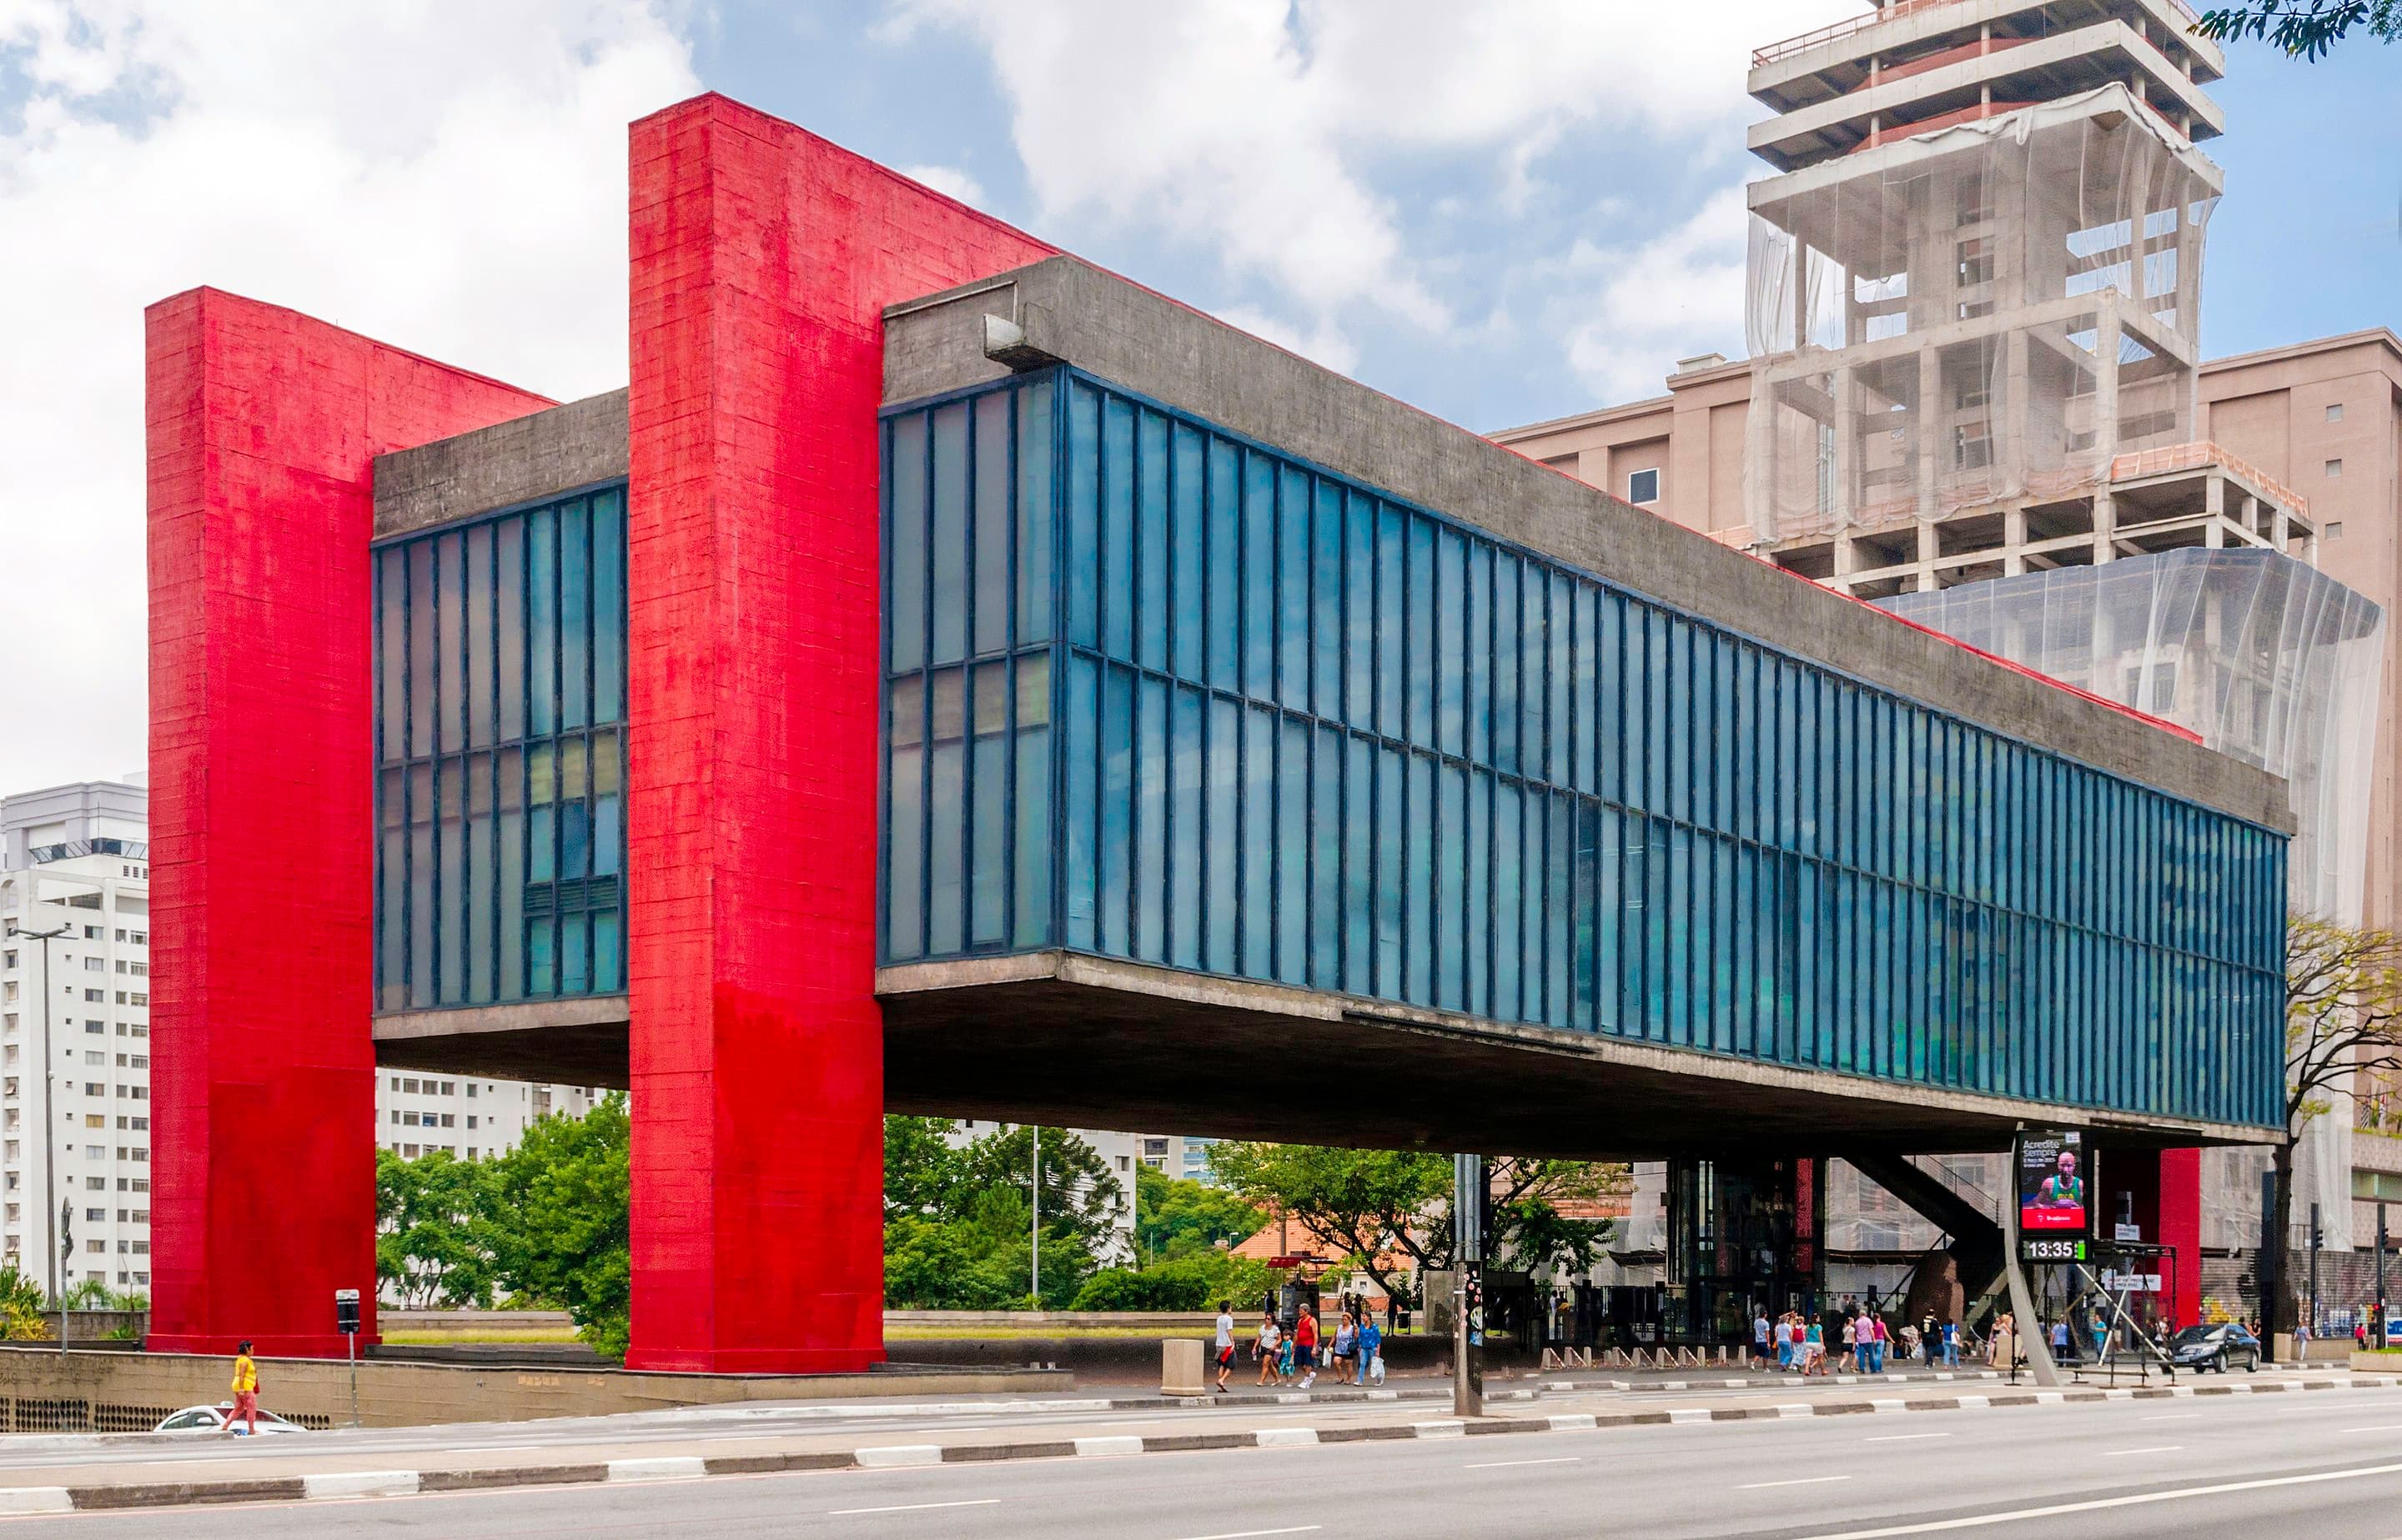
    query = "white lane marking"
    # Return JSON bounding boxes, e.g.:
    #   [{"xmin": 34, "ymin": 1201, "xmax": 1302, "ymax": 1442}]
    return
[
  {"xmin": 1792, "ymin": 1460, "xmax": 2402, "ymax": 1539},
  {"xmin": 303, "ymin": 1471, "xmax": 421, "ymax": 1500},
  {"xmin": 2099, "ymin": 1445, "xmax": 2183, "ymax": 1455},
  {"xmin": 1867, "ymin": 1432, "xmax": 1953, "ymax": 1442},
  {"xmin": 2345, "ymin": 1425, "xmax": 2402, "ymax": 1432},
  {"xmin": 2142, "ymin": 1414, "xmax": 2203, "ymax": 1422},
  {"xmin": 1166, "ymin": 1529, "xmax": 1323, "ymax": 1540},
  {"xmin": 1742, "ymin": 1475, "xmax": 1853, "ymax": 1490},
  {"xmin": 852, "ymin": 1444, "xmax": 944, "ymax": 1468},
  {"xmin": 827, "ymin": 1498, "xmax": 1004, "ymax": 1516},
  {"xmin": 1465, "ymin": 1456, "xmax": 1581, "ymax": 1469},
  {"xmin": 606, "ymin": 1457, "xmax": 706, "ymax": 1482}
]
